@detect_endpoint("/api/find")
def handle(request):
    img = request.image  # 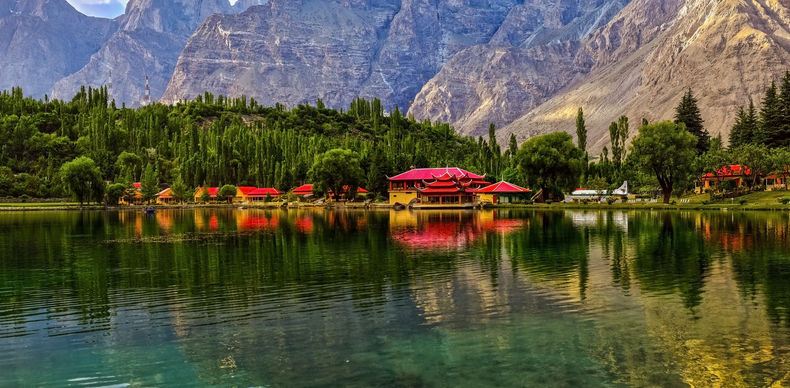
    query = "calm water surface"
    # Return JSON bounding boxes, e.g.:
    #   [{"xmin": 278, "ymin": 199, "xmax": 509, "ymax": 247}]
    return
[{"xmin": 1, "ymin": 209, "xmax": 789, "ymax": 387}]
